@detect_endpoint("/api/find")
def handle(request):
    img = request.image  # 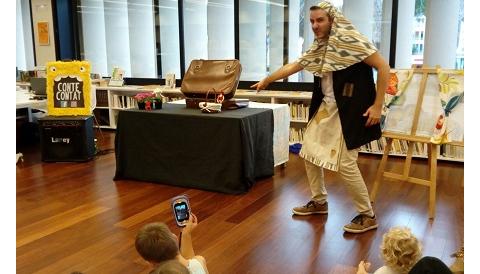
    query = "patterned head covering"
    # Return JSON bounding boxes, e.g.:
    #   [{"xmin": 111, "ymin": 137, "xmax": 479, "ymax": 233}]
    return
[{"xmin": 297, "ymin": 1, "xmax": 377, "ymax": 77}]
